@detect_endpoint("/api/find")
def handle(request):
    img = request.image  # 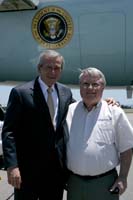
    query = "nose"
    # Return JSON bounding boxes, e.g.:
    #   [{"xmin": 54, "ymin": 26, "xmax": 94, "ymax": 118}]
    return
[
  {"xmin": 88, "ymin": 84, "xmax": 93, "ymax": 89},
  {"xmin": 51, "ymin": 68, "xmax": 55, "ymax": 73}
]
